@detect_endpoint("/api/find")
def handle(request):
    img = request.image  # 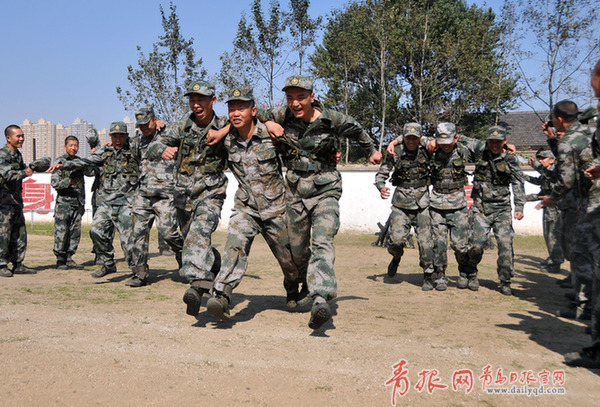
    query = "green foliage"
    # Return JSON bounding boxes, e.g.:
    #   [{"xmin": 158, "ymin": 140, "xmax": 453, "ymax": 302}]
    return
[
  {"xmin": 116, "ymin": 2, "xmax": 206, "ymax": 123},
  {"xmin": 286, "ymin": 0, "xmax": 322, "ymax": 74}
]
